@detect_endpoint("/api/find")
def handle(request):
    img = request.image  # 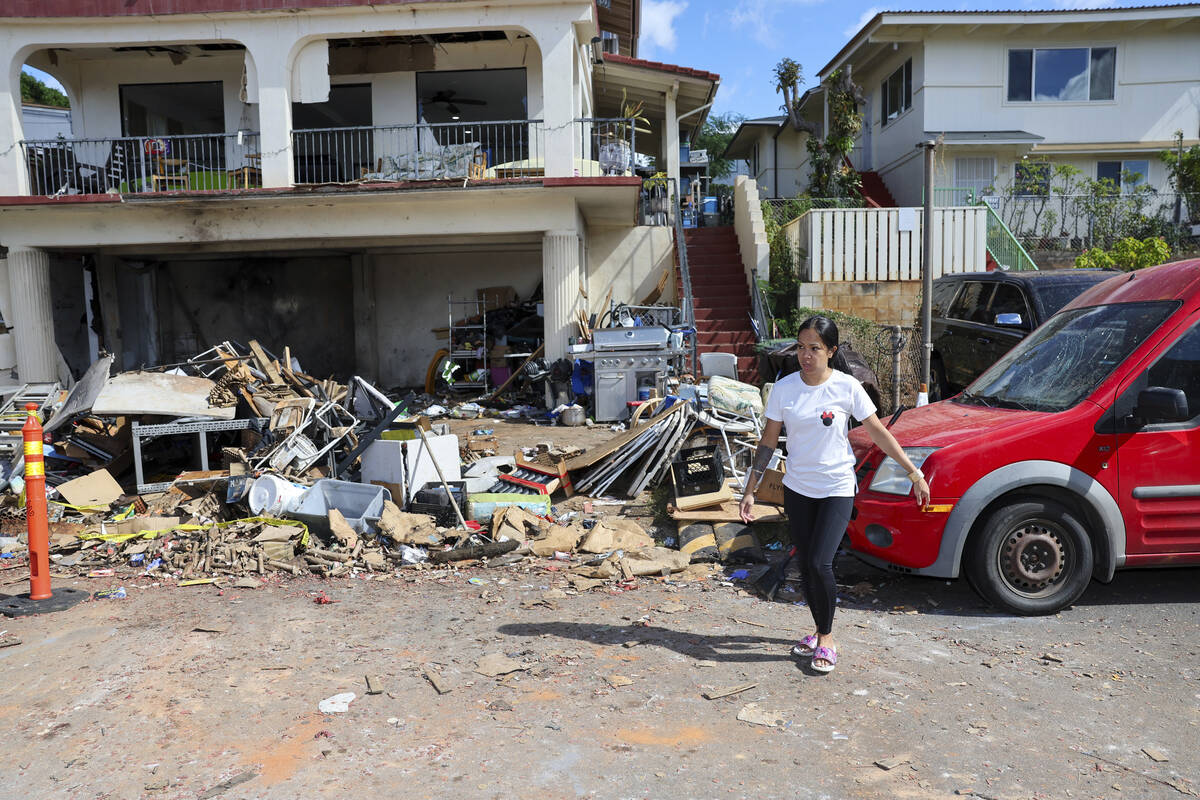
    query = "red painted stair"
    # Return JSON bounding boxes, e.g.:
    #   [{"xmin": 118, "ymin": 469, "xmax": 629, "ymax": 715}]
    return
[{"xmin": 680, "ymin": 226, "xmax": 760, "ymax": 385}]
